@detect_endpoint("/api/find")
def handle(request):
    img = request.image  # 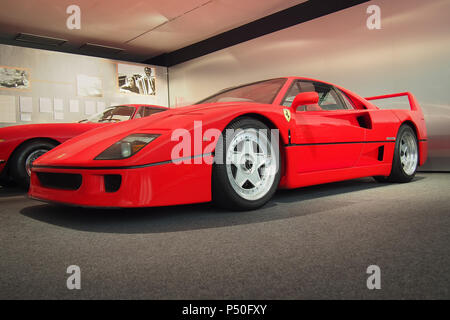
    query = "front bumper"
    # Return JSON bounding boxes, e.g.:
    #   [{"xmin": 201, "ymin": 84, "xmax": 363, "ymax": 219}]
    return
[{"xmin": 29, "ymin": 159, "xmax": 212, "ymax": 208}]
